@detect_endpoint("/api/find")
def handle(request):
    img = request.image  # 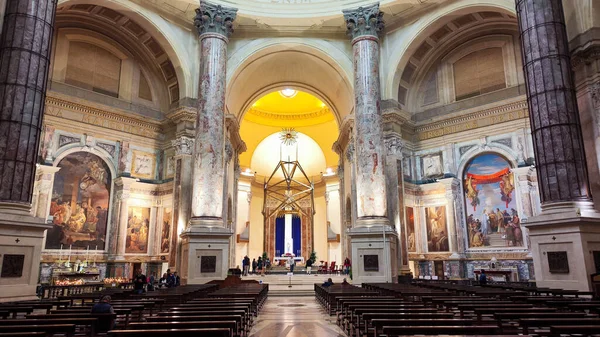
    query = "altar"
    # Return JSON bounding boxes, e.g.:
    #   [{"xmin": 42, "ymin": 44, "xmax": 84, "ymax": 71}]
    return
[{"xmin": 273, "ymin": 256, "xmax": 305, "ymax": 266}]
